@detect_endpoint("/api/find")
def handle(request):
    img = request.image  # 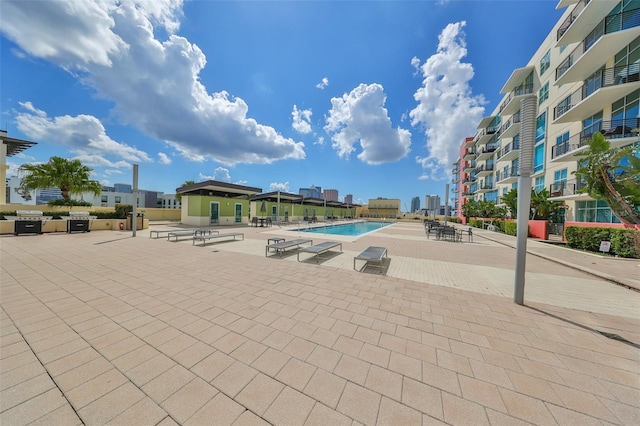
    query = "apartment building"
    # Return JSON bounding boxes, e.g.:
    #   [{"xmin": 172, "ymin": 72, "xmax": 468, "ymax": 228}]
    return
[{"xmin": 455, "ymin": 0, "xmax": 639, "ymax": 224}]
